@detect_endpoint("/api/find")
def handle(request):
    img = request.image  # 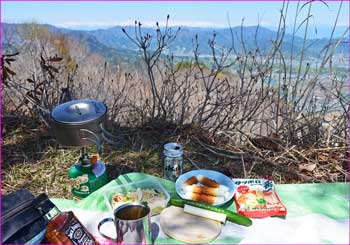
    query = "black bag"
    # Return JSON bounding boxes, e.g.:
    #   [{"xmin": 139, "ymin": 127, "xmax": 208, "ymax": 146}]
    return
[{"xmin": 1, "ymin": 189, "xmax": 54, "ymax": 244}]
